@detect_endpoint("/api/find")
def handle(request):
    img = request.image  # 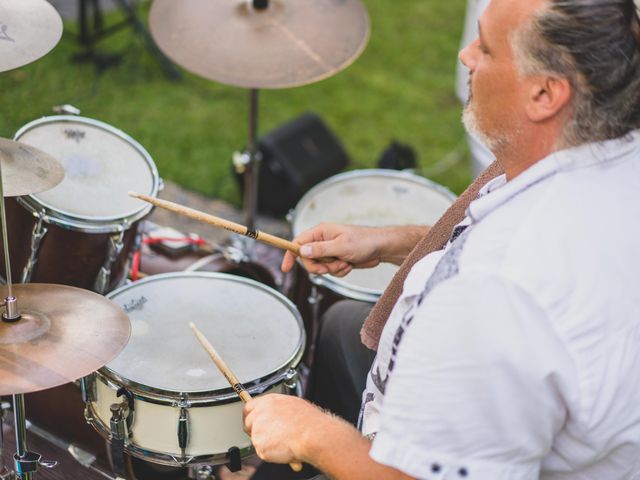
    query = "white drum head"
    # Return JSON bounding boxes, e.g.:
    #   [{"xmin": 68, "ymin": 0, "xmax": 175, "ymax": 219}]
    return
[
  {"xmin": 14, "ymin": 116, "xmax": 158, "ymax": 222},
  {"xmin": 105, "ymin": 273, "xmax": 304, "ymax": 394},
  {"xmin": 292, "ymin": 170, "xmax": 456, "ymax": 300}
]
